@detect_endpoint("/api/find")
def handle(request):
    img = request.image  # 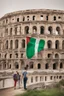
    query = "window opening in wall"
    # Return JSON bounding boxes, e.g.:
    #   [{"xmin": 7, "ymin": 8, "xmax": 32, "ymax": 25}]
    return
[
  {"xmin": 15, "ymin": 40, "xmax": 18, "ymax": 49},
  {"xmin": 23, "ymin": 16, "xmax": 25, "ymax": 21},
  {"xmin": 33, "ymin": 26, "xmax": 37, "ymax": 34},
  {"xmin": 27, "ymin": 16, "xmax": 29, "ymax": 21},
  {"xmin": 45, "ymin": 63, "xmax": 49, "ymax": 69},
  {"xmin": 38, "ymin": 63, "xmax": 41, "ymax": 69},
  {"xmin": 22, "ymin": 39, "xmax": 25, "ymax": 48},
  {"xmin": 33, "ymin": 16, "xmax": 35, "ymax": 20},
  {"xmin": 50, "ymin": 76, "xmax": 53, "ymax": 80},
  {"xmin": 40, "ymin": 26, "xmax": 44, "ymax": 34},
  {"xmin": 5, "ymin": 54, "xmax": 7, "ymax": 58},
  {"xmin": 53, "ymin": 63, "xmax": 57, "ymax": 70},
  {"xmin": 55, "ymin": 54, "xmax": 59, "ymax": 59},
  {"xmin": 59, "ymin": 76, "xmax": 62, "ymax": 79},
  {"xmin": 55, "ymin": 40, "xmax": 59, "ymax": 49},
  {"xmin": 58, "ymin": 16, "xmax": 61, "ymax": 19},
  {"xmin": 10, "ymin": 54, "xmax": 12, "ymax": 58},
  {"xmin": 17, "ymin": 18, "xmax": 19, "ymax": 22},
  {"xmin": 56, "ymin": 26, "xmax": 60, "ymax": 35},
  {"xmin": 30, "ymin": 62, "xmax": 33, "ymax": 69},
  {"xmin": 60, "ymin": 62, "xmax": 63, "ymax": 69},
  {"xmin": 21, "ymin": 53, "xmax": 23, "ymax": 58},
  {"xmin": 48, "ymin": 54, "xmax": 51, "ymax": 58},
  {"xmin": 54, "ymin": 16, "xmax": 56, "ymax": 21},
  {"xmin": 25, "ymin": 26, "xmax": 29, "ymax": 34},
  {"xmin": 6, "ymin": 18, "xmax": 8, "ymax": 23},
  {"xmin": 15, "ymin": 53, "xmax": 18, "ymax": 58},
  {"xmin": 15, "ymin": 62, "xmax": 19, "ymax": 69},
  {"xmin": 48, "ymin": 26, "xmax": 53, "ymax": 34},
  {"xmin": 46, "ymin": 16, "xmax": 48, "ymax": 20},
  {"xmin": 47, "ymin": 40, "xmax": 52, "ymax": 49},
  {"xmin": 40, "ymin": 15, "xmax": 43, "ymax": 20},
  {"xmin": 10, "ymin": 64, "xmax": 11, "ymax": 69}
]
